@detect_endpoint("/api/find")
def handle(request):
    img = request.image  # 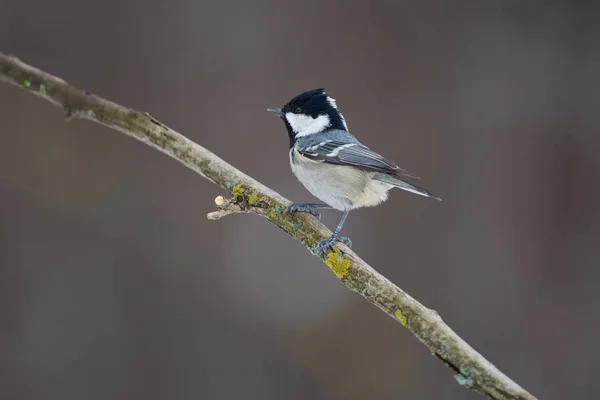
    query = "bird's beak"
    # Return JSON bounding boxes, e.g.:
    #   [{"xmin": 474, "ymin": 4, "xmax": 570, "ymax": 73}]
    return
[{"xmin": 267, "ymin": 108, "xmax": 284, "ymax": 117}]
